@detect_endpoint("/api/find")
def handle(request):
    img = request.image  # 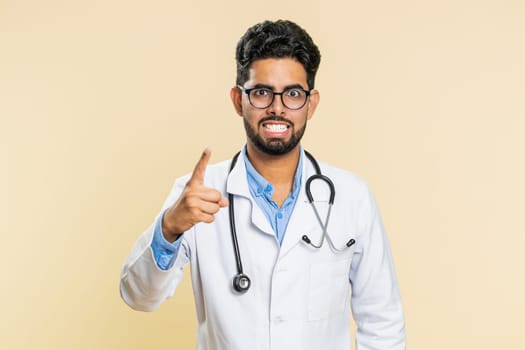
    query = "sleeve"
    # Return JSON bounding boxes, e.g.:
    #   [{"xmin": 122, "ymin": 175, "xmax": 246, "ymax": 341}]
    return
[
  {"xmin": 150, "ymin": 209, "xmax": 184, "ymax": 270},
  {"xmin": 119, "ymin": 177, "xmax": 191, "ymax": 312},
  {"xmin": 349, "ymin": 187, "xmax": 406, "ymax": 350}
]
